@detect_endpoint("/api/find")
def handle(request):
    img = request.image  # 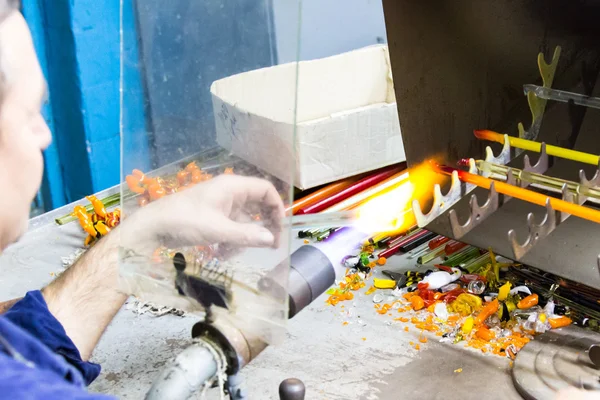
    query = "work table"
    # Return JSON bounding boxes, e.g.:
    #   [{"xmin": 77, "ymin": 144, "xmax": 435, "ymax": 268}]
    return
[{"xmin": 0, "ymin": 197, "xmax": 524, "ymax": 400}]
